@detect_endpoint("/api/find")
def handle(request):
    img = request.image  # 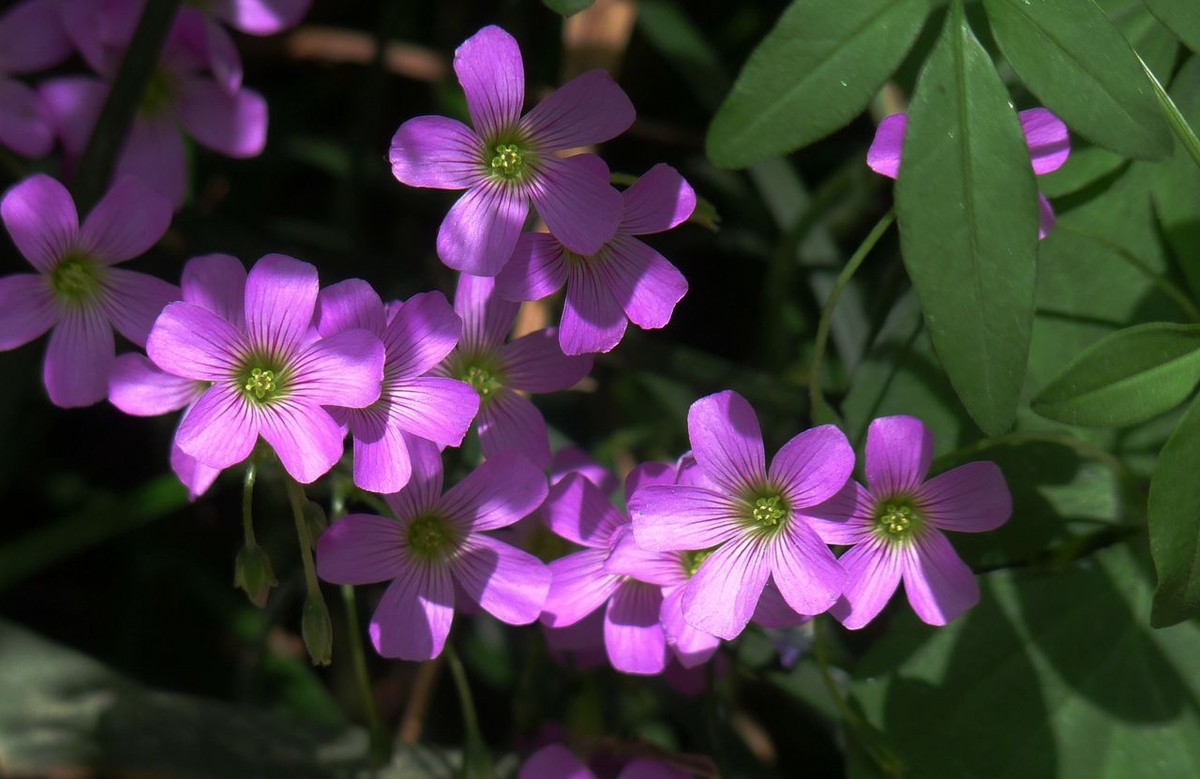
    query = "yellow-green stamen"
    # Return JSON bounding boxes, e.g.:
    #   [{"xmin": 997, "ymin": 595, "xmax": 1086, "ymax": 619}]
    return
[
  {"xmin": 407, "ymin": 514, "xmax": 456, "ymax": 560},
  {"xmin": 50, "ymin": 255, "xmax": 104, "ymax": 304},
  {"xmin": 682, "ymin": 548, "xmax": 714, "ymax": 577},
  {"xmin": 752, "ymin": 495, "xmax": 786, "ymax": 527},
  {"xmin": 244, "ymin": 368, "xmax": 277, "ymax": 399},
  {"xmin": 490, "ymin": 143, "xmax": 526, "ymax": 179},
  {"xmin": 461, "ymin": 364, "xmax": 503, "ymax": 399},
  {"xmin": 874, "ymin": 499, "xmax": 923, "ymax": 541}
]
